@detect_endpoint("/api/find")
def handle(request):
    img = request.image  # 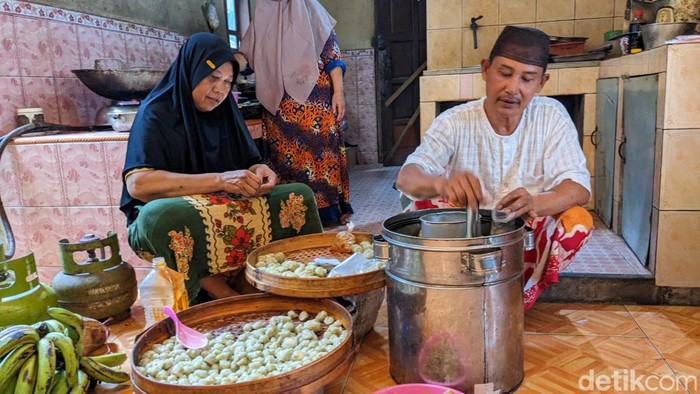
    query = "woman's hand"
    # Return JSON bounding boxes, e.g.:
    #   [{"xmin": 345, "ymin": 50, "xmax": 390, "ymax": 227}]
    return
[
  {"xmin": 249, "ymin": 164, "xmax": 278, "ymax": 195},
  {"xmin": 220, "ymin": 170, "xmax": 262, "ymax": 197},
  {"xmin": 332, "ymin": 91, "xmax": 345, "ymax": 122}
]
